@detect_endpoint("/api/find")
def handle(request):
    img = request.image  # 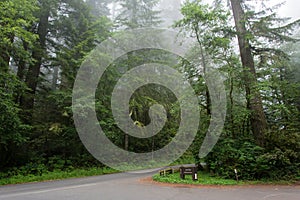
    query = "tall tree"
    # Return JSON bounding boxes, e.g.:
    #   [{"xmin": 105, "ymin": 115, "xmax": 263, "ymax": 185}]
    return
[
  {"xmin": 175, "ymin": 0, "xmax": 232, "ymax": 116},
  {"xmin": 31, "ymin": 0, "xmax": 112, "ymax": 164},
  {"xmin": 55, "ymin": 0, "xmax": 111, "ymax": 89},
  {"xmin": 0, "ymin": 0, "xmax": 37, "ymax": 168},
  {"xmin": 174, "ymin": 0, "xmax": 236, "ymax": 165},
  {"xmin": 115, "ymin": 0, "xmax": 161, "ymax": 29},
  {"xmin": 230, "ymin": 0, "xmax": 267, "ymax": 146},
  {"xmin": 0, "ymin": 0, "xmax": 38, "ymax": 73},
  {"xmin": 113, "ymin": 0, "xmax": 162, "ymax": 150},
  {"xmin": 19, "ymin": 0, "xmax": 57, "ymax": 122}
]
